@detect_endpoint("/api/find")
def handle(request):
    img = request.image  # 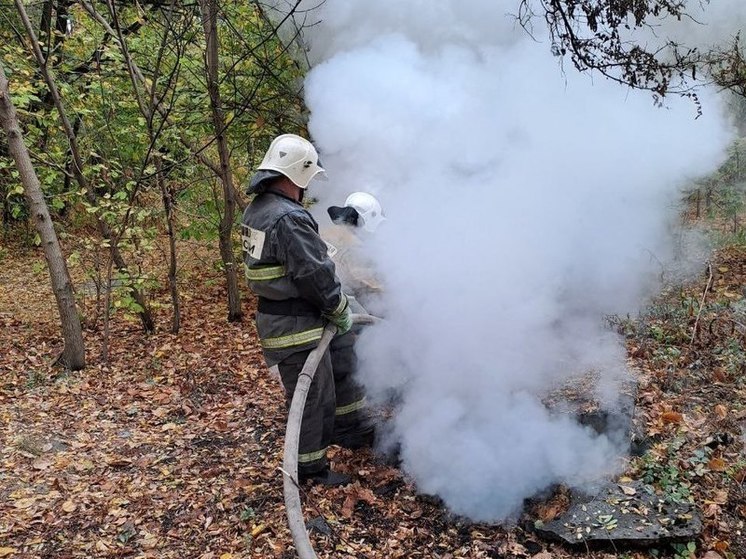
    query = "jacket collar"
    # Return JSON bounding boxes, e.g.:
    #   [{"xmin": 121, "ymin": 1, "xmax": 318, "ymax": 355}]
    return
[{"xmin": 266, "ymin": 189, "xmax": 303, "ymax": 207}]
